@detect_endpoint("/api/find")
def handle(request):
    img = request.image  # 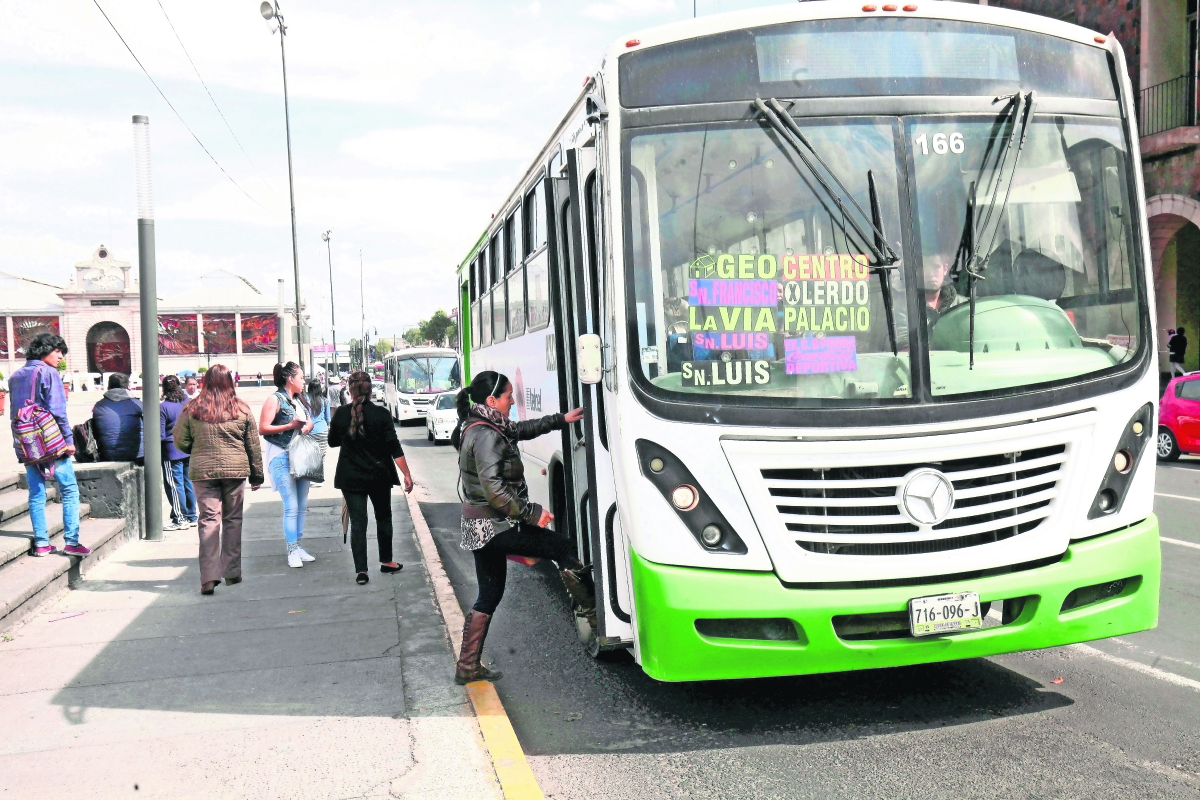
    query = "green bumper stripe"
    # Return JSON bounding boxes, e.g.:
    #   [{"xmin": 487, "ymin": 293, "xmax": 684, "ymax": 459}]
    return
[{"xmin": 632, "ymin": 516, "xmax": 1161, "ymax": 682}]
